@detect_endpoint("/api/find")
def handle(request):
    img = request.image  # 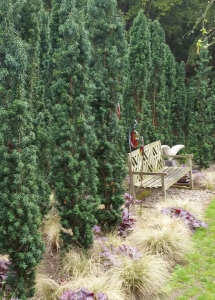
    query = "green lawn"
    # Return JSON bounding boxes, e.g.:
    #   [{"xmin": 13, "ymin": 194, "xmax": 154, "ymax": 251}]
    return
[{"xmin": 166, "ymin": 198, "xmax": 215, "ymax": 300}]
